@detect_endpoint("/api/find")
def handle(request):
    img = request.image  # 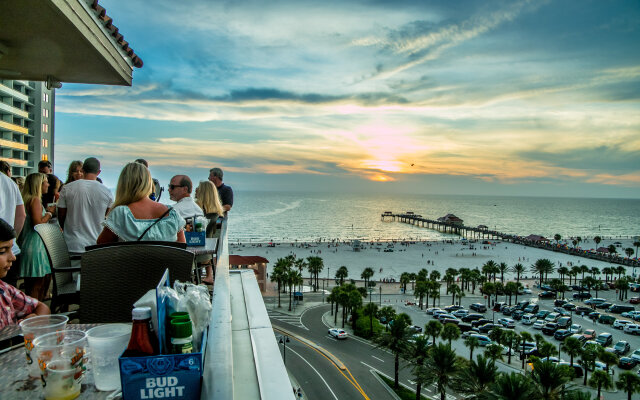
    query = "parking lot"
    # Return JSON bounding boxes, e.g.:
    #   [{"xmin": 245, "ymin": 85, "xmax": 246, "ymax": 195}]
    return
[{"xmin": 392, "ymin": 282, "xmax": 640, "ymax": 398}]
